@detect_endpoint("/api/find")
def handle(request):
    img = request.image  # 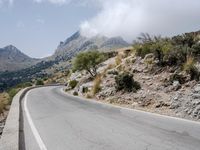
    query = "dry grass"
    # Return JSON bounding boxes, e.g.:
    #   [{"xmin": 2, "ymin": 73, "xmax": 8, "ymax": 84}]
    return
[
  {"xmin": 0, "ymin": 93, "xmax": 9, "ymax": 115},
  {"xmin": 107, "ymin": 64, "xmax": 116, "ymax": 70},
  {"xmin": 86, "ymin": 93, "xmax": 93, "ymax": 99},
  {"xmin": 92, "ymin": 75, "xmax": 102, "ymax": 96},
  {"xmin": 115, "ymin": 54, "xmax": 122, "ymax": 66},
  {"xmin": 183, "ymin": 56, "xmax": 200, "ymax": 80},
  {"xmin": 183, "ymin": 56, "xmax": 195, "ymax": 72}
]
